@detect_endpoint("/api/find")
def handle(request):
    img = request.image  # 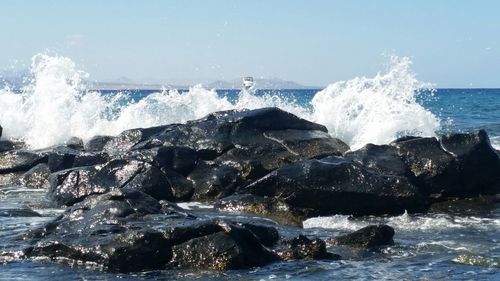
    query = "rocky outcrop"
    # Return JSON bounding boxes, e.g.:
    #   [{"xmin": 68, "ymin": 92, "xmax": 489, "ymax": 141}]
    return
[
  {"xmin": 244, "ymin": 156, "xmax": 425, "ymax": 217},
  {"xmin": 24, "ymin": 189, "xmax": 280, "ymax": 272}
]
